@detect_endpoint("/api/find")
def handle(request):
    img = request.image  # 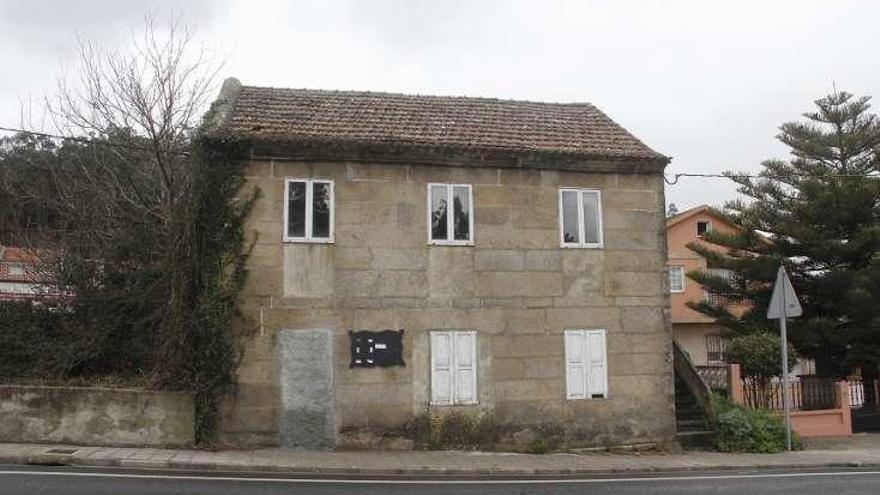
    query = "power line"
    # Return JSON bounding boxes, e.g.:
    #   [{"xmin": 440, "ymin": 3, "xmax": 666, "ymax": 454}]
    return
[
  {"xmin": 0, "ymin": 125, "xmax": 190, "ymax": 157},
  {"xmin": 665, "ymin": 172, "xmax": 880, "ymax": 185},
  {"xmin": 2, "ymin": 124, "xmax": 878, "ymax": 182}
]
